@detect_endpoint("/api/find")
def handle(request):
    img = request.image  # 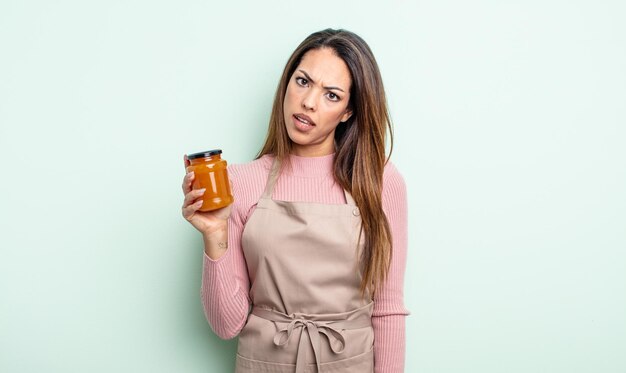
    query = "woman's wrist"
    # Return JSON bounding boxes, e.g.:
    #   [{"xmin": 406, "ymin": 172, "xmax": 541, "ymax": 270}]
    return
[{"xmin": 202, "ymin": 223, "xmax": 229, "ymax": 259}]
